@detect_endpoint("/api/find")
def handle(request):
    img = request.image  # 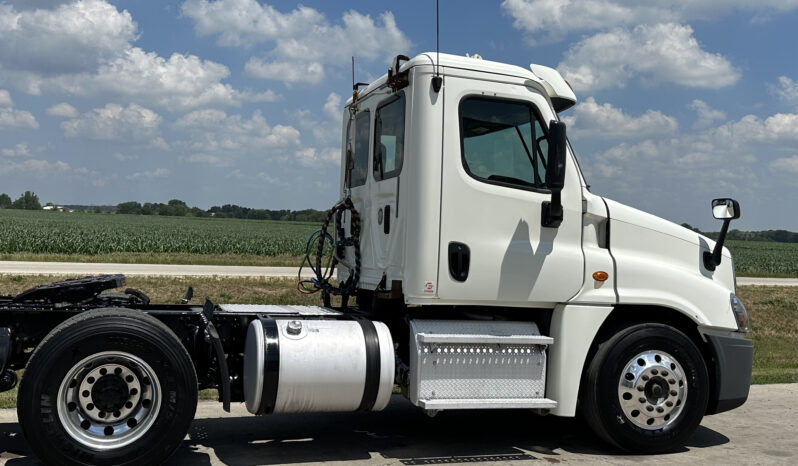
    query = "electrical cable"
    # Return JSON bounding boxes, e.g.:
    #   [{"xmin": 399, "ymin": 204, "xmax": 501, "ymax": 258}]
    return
[{"xmin": 297, "ymin": 198, "xmax": 361, "ymax": 298}]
